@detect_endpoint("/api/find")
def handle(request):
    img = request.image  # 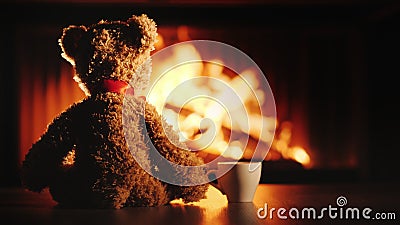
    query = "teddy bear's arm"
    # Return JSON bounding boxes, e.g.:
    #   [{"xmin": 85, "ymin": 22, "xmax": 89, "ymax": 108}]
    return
[
  {"xmin": 21, "ymin": 113, "xmax": 74, "ymax": 192},
  {"xmin": 144, "ymin": 102, "xmax": 209, "ymax": 203}
]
